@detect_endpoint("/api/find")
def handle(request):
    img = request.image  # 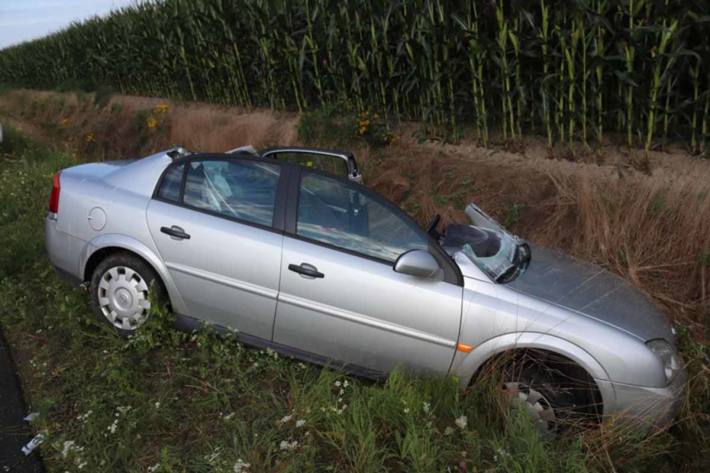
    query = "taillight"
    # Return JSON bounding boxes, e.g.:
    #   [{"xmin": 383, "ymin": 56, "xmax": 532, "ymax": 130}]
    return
[{"xmin": 49, "ymin": 171, "xmax": 61, "ymax": 213}]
